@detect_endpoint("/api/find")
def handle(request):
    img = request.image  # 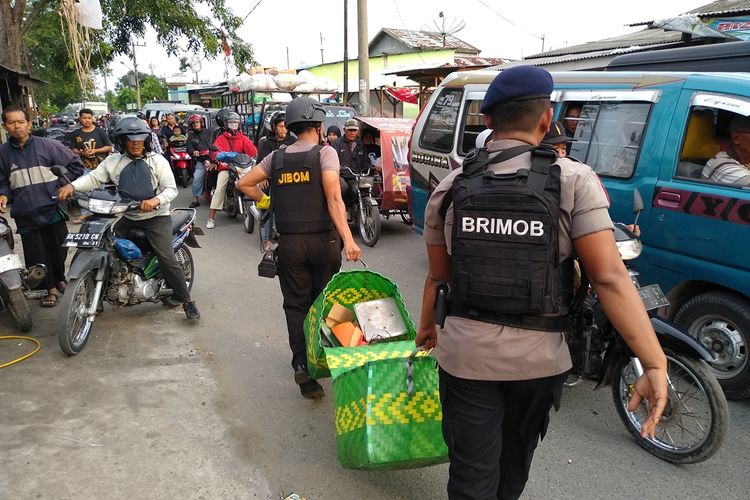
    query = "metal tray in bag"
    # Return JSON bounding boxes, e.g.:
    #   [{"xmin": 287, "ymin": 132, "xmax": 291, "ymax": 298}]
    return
[{"xmin": 353, "ymin": 297, "xmax": 408, "ymax": 342}]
